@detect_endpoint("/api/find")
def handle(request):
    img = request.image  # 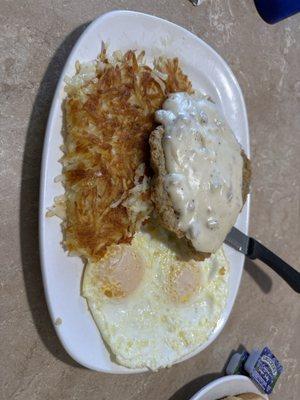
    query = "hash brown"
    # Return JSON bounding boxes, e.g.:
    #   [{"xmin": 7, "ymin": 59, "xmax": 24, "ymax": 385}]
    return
[{"xmin": 62, "ymin": 47, "xmax": 193, "ymax": 260}]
